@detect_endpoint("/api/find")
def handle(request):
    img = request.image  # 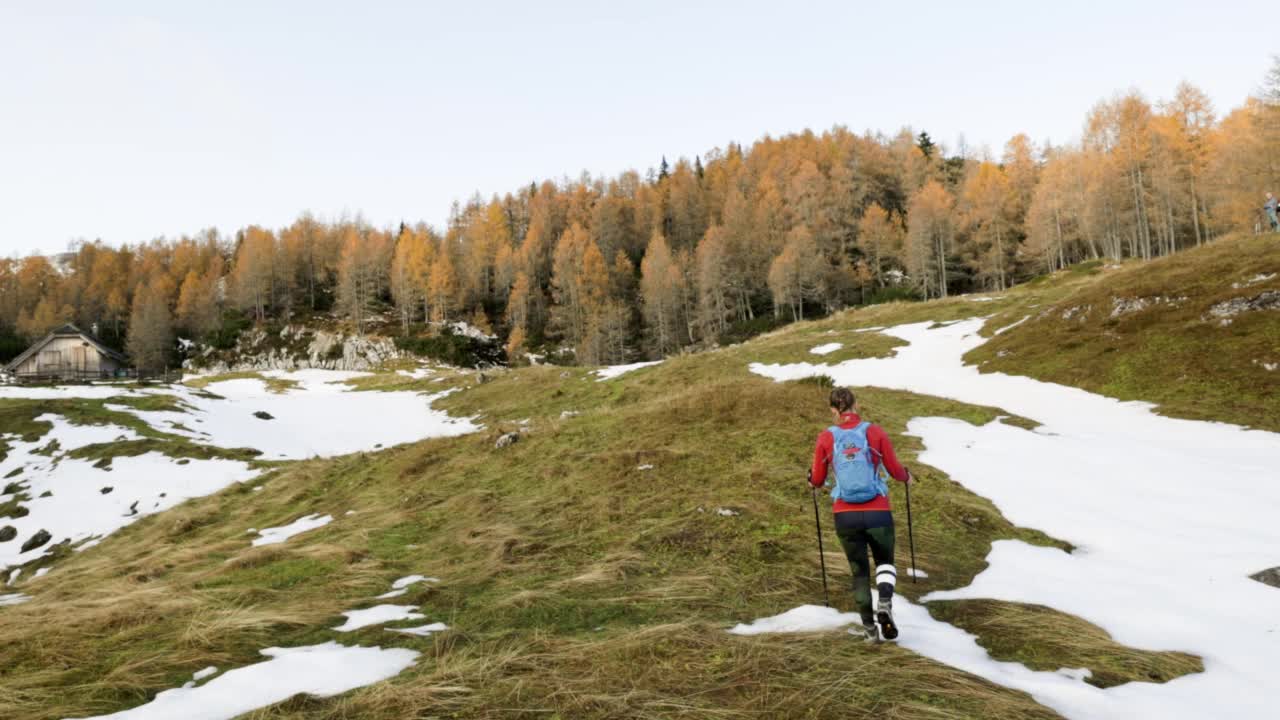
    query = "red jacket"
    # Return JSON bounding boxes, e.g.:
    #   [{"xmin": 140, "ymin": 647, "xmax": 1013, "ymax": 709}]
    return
[{"xmin": 810, "ymin": 412, "xmax": 909, "ymax": 512}]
